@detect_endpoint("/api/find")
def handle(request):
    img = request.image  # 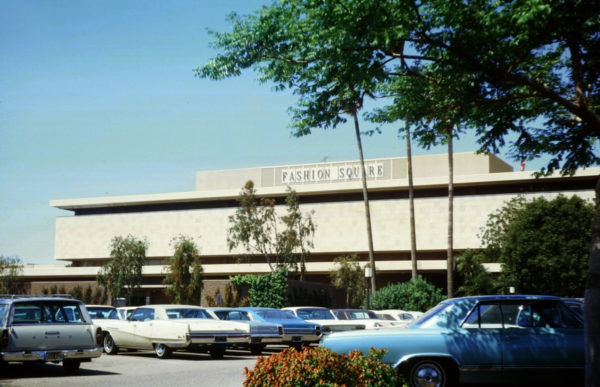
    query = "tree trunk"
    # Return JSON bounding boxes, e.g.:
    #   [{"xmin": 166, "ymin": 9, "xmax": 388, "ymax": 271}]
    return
[
  {"xmin": 406, "ymin": 119, "xmax": 418, "ymax": 282},
  {"xmin": 353, "ymin": 111, "xmax": 377, "ymax": 293},
  {"xmin": 585, "ymin": 175, "xmax": 600, "ymax": 387},
  {"xmin": 447, "ymin": 130, "xmax": 454, "ymax": 298}
]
